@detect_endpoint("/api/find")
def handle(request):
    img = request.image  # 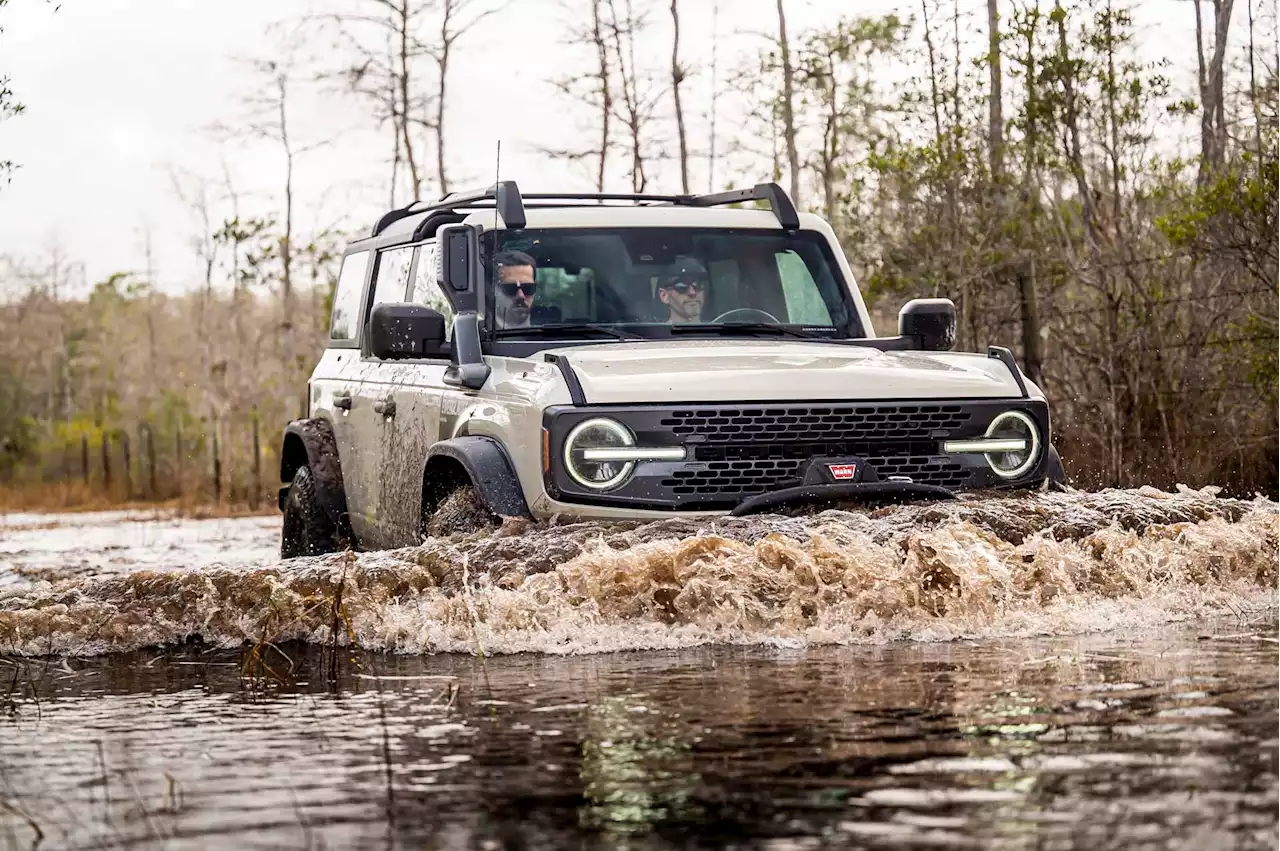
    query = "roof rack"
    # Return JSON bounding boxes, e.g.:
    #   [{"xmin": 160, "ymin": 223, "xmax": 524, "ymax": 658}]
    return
[{"xmin": 369, "ymin": 181, "xmax": 801, "ymax": 237}]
